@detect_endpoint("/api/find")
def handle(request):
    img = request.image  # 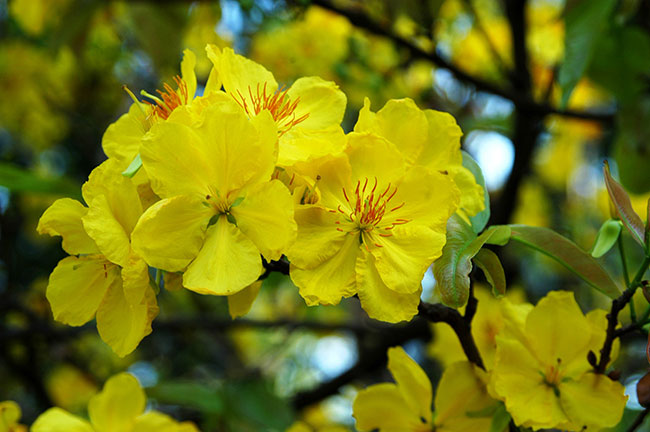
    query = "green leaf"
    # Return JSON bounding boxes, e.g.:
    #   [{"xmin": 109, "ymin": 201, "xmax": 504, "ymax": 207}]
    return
[
  {"xmin": 433, "ymin": 217, "xmax": 510, "ymax": 307},
  {"xmin": 603, "ymin": 161, "xmax": 646, "ymax": 249},
  {"xmin": 223, "ymin": 379, "xmax": 294, "ymax": 430},
  {"xmin": 462, "ymin": 150, "xmax": 490, "ymax": 234},
  {"xmin": 558, "ymin": 0, "xmax": 617, "ymax": 107},
  {"xmin": 230, "ymin": 196, "xmax": 244, "ymax": 208},
  {"xmin": 507, "ymin": 225, "xmax": 622, "ymax": 298},
  {"xmin": 122, "ymin": 153, "xmax": 142, "ymax": 178},
  {"xmin": 590, "ymin": 219, "xmax": 622, "ymax": 258},
  {"xmin": 489, "ymin": 403, "xmax": 512, "ymax": 432},
  {"xmin": 148, "ymin": 381, "xmax": 224, "ymax": 415},
  {"xmin": 0, "ymin": 162, "xmax": 80, "ymax": 197},
  {"xmin": 473, "ymin": 248, "xmax": 506, "ymax": 297}
]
